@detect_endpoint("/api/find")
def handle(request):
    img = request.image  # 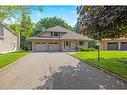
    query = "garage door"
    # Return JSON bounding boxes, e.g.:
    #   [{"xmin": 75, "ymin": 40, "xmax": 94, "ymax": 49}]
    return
[
  {"xmin": 49, "ymin": 42, "xmax": 60, "ymax": 51},
  {"xmin": 121, "ymin": 42, "xmax": 127, "ymax": 50},
  {"xmin": 35, "ymin": 43, "xmax": 48, "ymax": 52},
  {"xmin": 107, "ymin": 42, "xmax": 118, "ymax": 50}
]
